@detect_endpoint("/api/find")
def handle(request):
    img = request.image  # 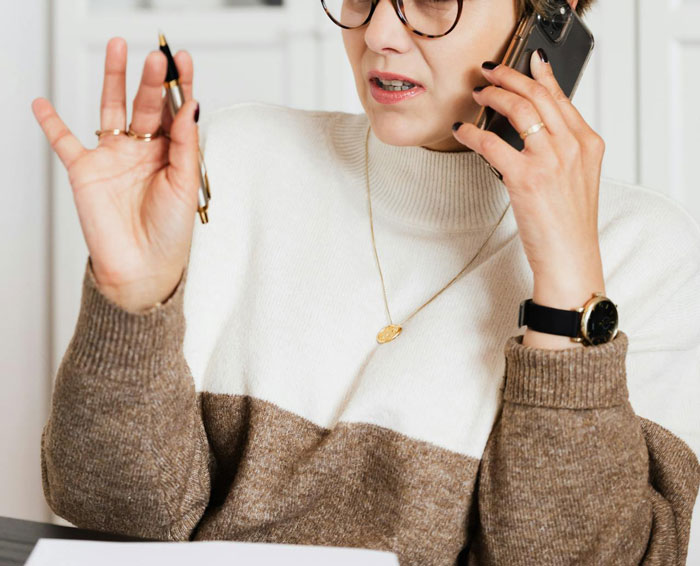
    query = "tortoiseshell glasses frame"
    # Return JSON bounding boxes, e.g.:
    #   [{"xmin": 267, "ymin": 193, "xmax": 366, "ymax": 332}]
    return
[{"xmin": 320, "ymin": 0, "xmax": 464, "ymax": 39}]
